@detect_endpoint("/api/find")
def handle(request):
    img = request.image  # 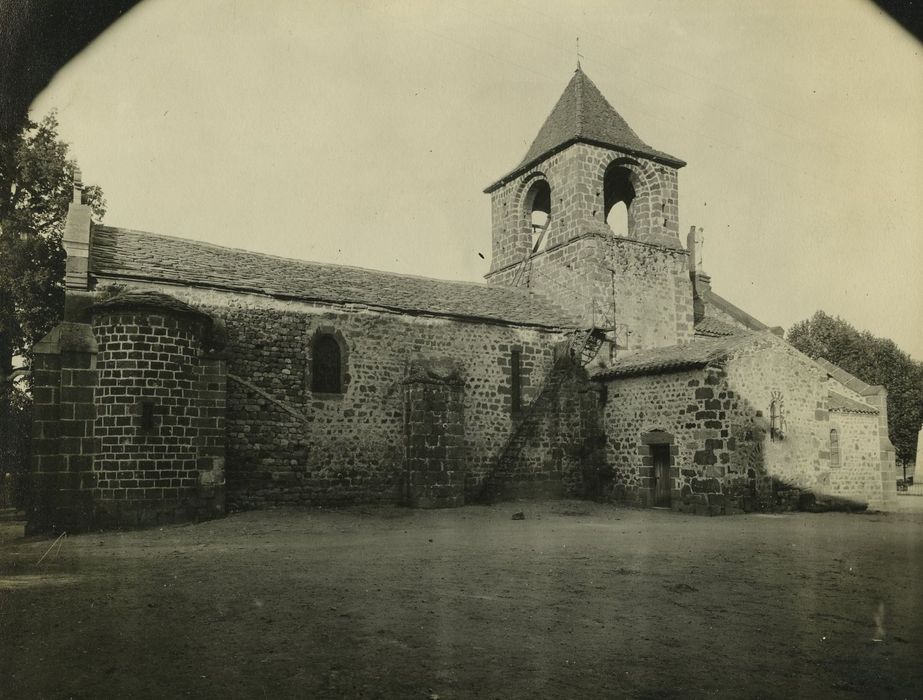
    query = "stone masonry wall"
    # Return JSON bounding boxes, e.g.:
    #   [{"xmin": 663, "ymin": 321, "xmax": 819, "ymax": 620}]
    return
[
  {"xmin": 860, "ymin": 389, "xmax": 898, "ymax": 509},
  {"xmin": 828, "ymin": 411, "xmax": 883, "ymax": 505},
  {"xmin": 102, "ymin": 283, "xmax": 566, "ymax": 508},
  {"xmin": 599, "ymin": 334, "xmax": 877, "ymax": 514},
  {"xmin": 600, "ymin": 366, "xmax": 760, "ymax": 514},
  {"xmin": 723, "ymin": 336, "xmax": 831, "ymax": 497},
  {"xmin": 486, "ymin": 356, "xmax": 605, "ymax": 501},
  {"xmin": 27, "ymin": 324, "xmax": 99, "ymax": 533},
  {"xmin": 488, "ymin": 233, "xmax": 694, "ymax": 354},
  {"xmin": 602, "ymin": 237, "xmax": 693, "ymax": 352},
  {"xmin": 486, "ymin": 233, "xmax": 609, "ymax": 326},
  {"xmin": 27, "ymin": 310, "xmax": 226, "ymax": 532},
  {"xmin": 195, "ymin": 356, "xmax": 227, "ymax": 519},
  {"xmin": 729, "ymin": 344, "xmax": 885, "ymax": 507},
  {"xmin": 403, "ymin": 358, "xmax": 466, "ymax": 508},
  {"xmin": 92, "ymin": 309, "xmax": 215, "ymax": 526}
]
